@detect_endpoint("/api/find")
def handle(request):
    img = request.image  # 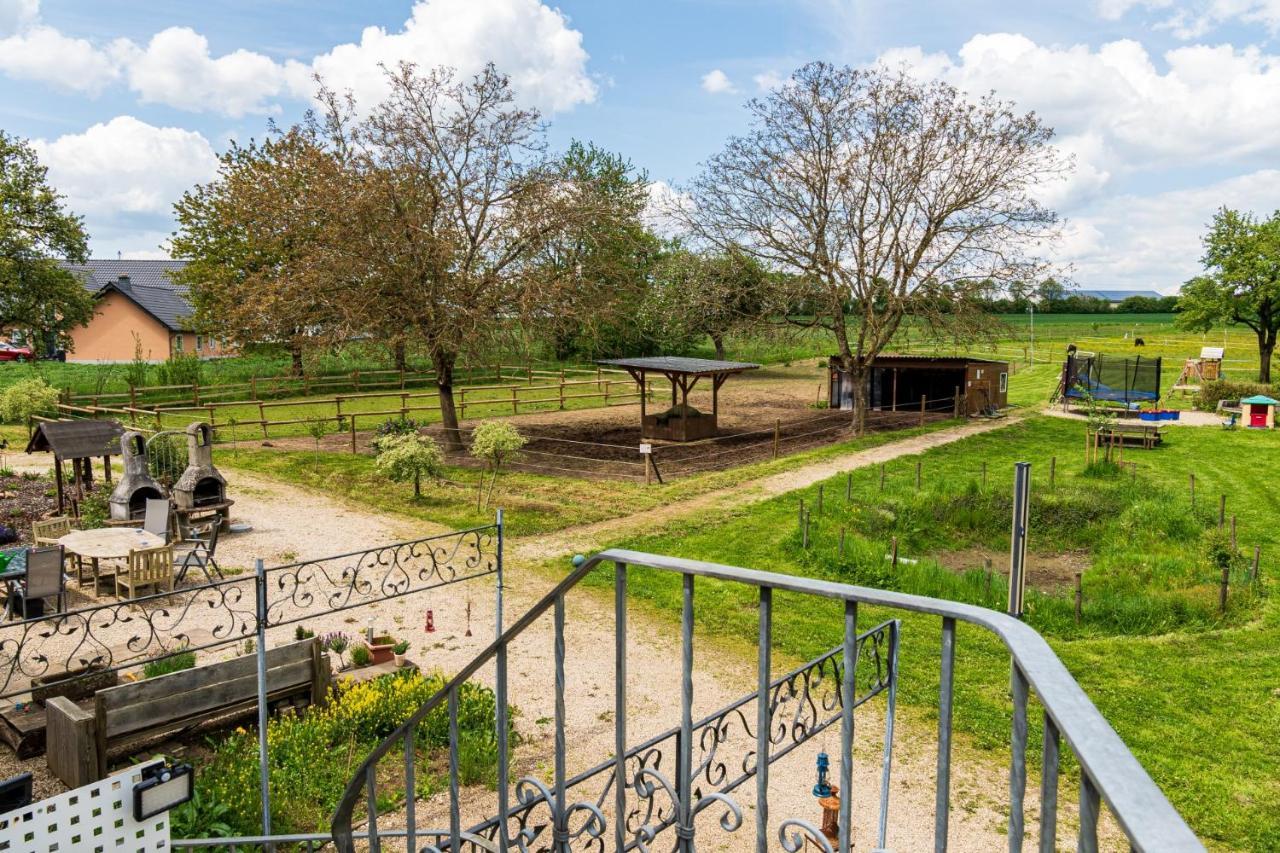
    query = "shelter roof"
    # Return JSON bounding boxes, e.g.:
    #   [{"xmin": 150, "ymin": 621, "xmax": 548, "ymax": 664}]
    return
[
  {"xmin": 597, "ymin": 356, "xmax": 761, "ymax": 376},
  {"xmin": 24, "ymin": 420, "xmax": 124, "ymax": 458}
]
